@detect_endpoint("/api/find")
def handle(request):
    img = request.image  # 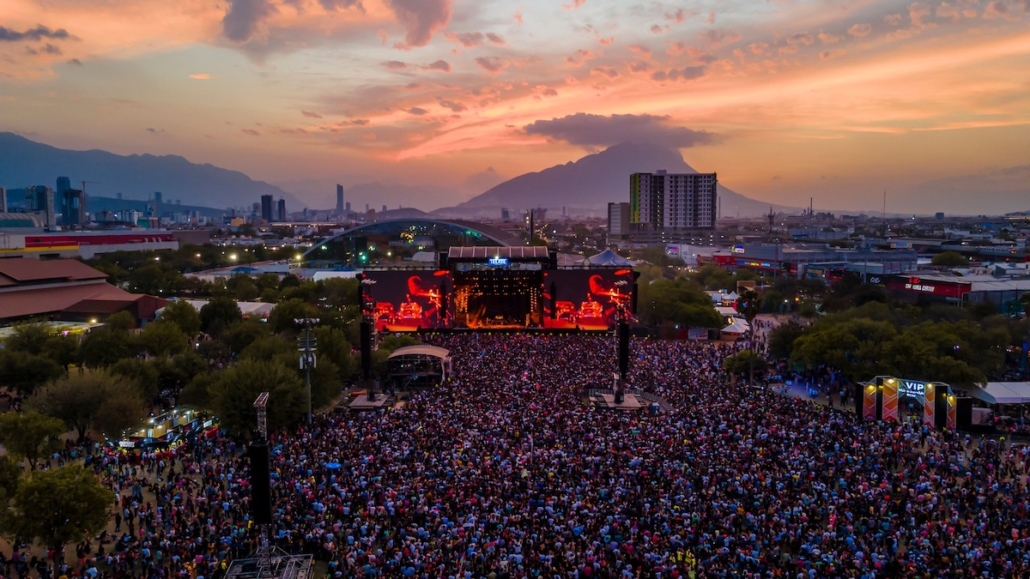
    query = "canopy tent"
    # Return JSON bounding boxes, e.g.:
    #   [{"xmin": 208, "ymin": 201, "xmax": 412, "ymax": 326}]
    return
[
  {"xmin": 715, "ymin": 306, "xmax": 742, "ymax": 318},
  {"xmin": 586, "ymin": 249, "xmax": 632, "ymax": 267},
  {"xmin": 720, "ymin": 319, "xmax": 750, "ymax": 337},
  {"xmin": 969, "ymin": 382, "xmax": 1030, "ymax": 405}
]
